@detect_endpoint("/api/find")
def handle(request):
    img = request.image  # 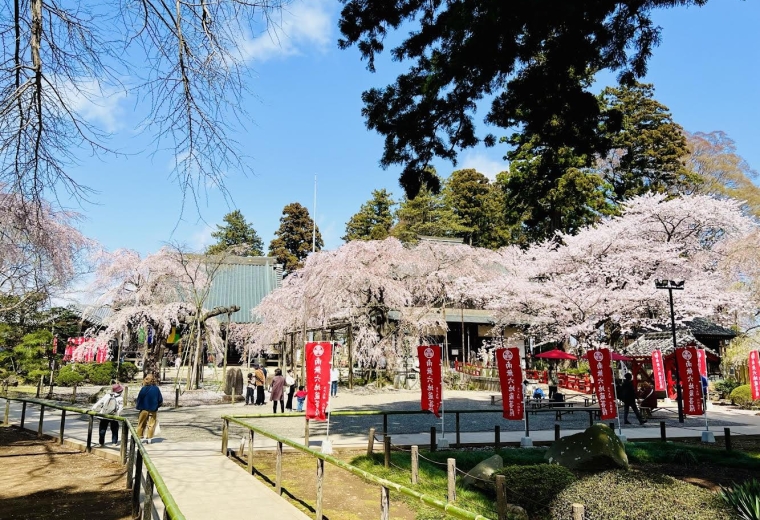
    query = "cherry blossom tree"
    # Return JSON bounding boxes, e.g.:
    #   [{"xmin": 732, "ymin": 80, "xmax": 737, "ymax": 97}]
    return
[{"xmin": 0, "ymin": 187, "xmax": 92, "ymax": 312}]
